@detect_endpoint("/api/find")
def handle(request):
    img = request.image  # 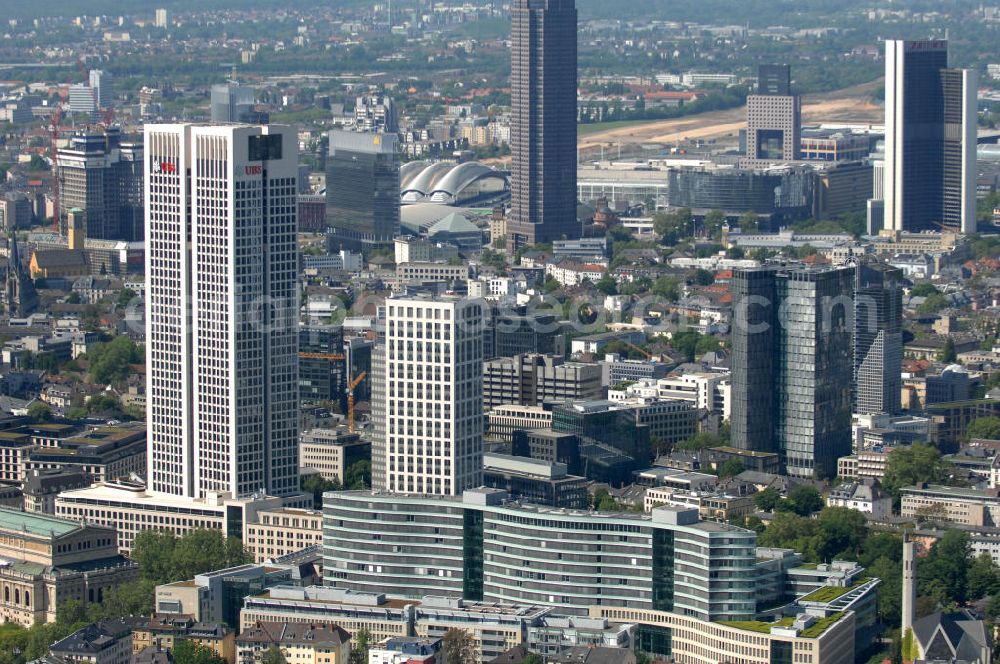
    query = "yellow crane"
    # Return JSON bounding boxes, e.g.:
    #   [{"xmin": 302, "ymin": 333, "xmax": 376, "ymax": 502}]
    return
[{"xmin": 347, "ymin": 372, "xmax": 366, "ymax": 433}]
